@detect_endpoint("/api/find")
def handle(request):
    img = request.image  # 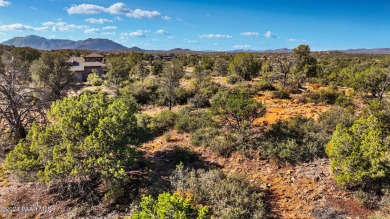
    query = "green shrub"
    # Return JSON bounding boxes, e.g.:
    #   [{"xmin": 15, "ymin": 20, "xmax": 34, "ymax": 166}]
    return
[
  {"xmin": 175, "ymin": 87, "xmax": 191, "ymax": 105},
  {"xmin": 335, "ymin": 95, "xmax": 354, "ymax": 108},
  {"xmin": 319, "ymin": 106, "xmax": 356, "ymax": 133},
  {"xmin": 307, "ymin": 89, "xmax": 350, "ymax": 105},
  {"xmin": 137, "ymin": 113, "xmax": 152, "ymax": 127},
  {"xmin": 87, "ymin": 71, "xmax": 103, "ymax": 86},
  {"xmin": 227, "ymin": 74, "xmax": 242, "ymax": 84},
  {"xmin": 190, "ymin": 127, "xmax": 239, "ymax": 156},
  {"xmin": 132, "ymin": 86, "xmax": 153, "ymax": 104},
  {"xmin": 256, "ymin": 80, "xmax": 276, "ymax": 91},
  {"xmin": 326, "ymin": 116, "xmax": 390, "ymax": 189},
  {"xmin": 260, "ymin": 116, "xmax": 330, "ymax": 164},
  {"xmin": 188, "ymin": 93, "xmax": 210, "ymax": 108},
  {"xmin": 175, "ymin": 108, "xmax": 215, "ymax": 133},
  {"xmin": 148, "ymin": 110, "xmax": 177, "ymax": 134},
  {"xmin": 130, "ymin": 192, "xmax": 210, "ymax": 219},
  {"xmin": 5, "ymin": 92, "xmax": 139, "ymax": 201},
  {"xmin": 121, "ymin": 79, "xmax": 159, "ymax": 105},
  {"xmin": 272, "ymin": 90, "xmax": 291, "ymax": 99},
  {"xmin": 199, "ymin": 82, "xmax": 220, "ymax": 97},
  {"xmin": 171, "ymin": 166, "xmax": 266, "ymax": 219},
  {"xmin": 362, "ymin": 100, "xmax": 390, "ymax": 128},
  {"xmin": 207, "ymin": 133, "xmax": 238, "ymax": 156},
  {"xmin": 308, "ymin": 89, "xmax": 336, "ymax": 104},
  {"xmin": 210, "ymin": 89, "xmax": 265, "ymax": 134},
  {"xmin": 186, "ymin": 77, "xmax": 219, "ymax": 109},
  {"xmin": 170, "ymin": 145, "xmax": 199, "ymax": 165},
  {"xmin": 190, "ymin": 127, "xmax": 221, "ymax": 147},
  {"xmin": 354, "ymin": 190, "xmax": 381, "ymax": 209}
]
